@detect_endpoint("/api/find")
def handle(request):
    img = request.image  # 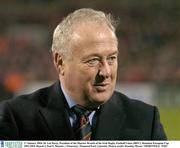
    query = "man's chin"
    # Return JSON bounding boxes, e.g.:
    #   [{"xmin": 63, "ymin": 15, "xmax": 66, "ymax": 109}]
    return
[{"xmin": 90, "ymin": 93, "xmax": 112, "ymax": 106}]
